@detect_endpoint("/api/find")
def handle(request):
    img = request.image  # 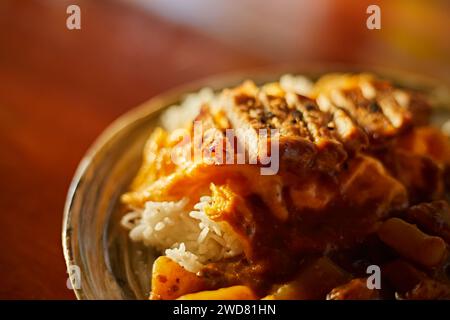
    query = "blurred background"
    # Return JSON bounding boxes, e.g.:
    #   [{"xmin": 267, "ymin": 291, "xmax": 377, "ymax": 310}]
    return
[{"xmin": 0, "ymin": 0, "xmax": 448, "ymax": 299}]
